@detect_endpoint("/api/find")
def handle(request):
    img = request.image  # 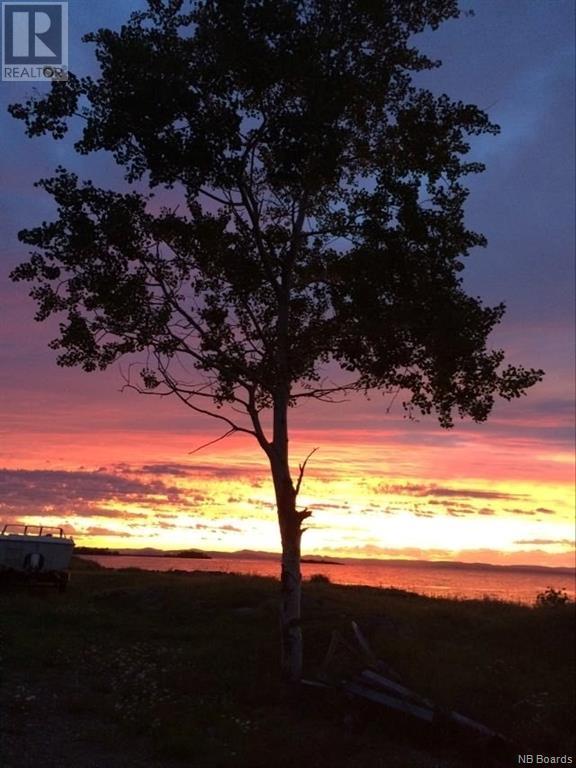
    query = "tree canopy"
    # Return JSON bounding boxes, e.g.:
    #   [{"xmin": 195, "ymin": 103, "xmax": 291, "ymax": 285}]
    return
[{"xmin": 9, "ymin": 0, "xmax": 544, "ymax": 680}]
